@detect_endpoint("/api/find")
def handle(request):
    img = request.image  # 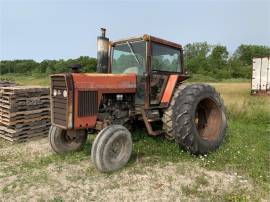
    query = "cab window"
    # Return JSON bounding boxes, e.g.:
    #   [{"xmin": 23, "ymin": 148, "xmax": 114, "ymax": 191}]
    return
[
  {"xmin": 151, "ymin": 43, "xmax": 181, "ymax": 72},
  {"xmin": 112, "ymin": 41, "xmax": 146, "ymax": 75}
]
